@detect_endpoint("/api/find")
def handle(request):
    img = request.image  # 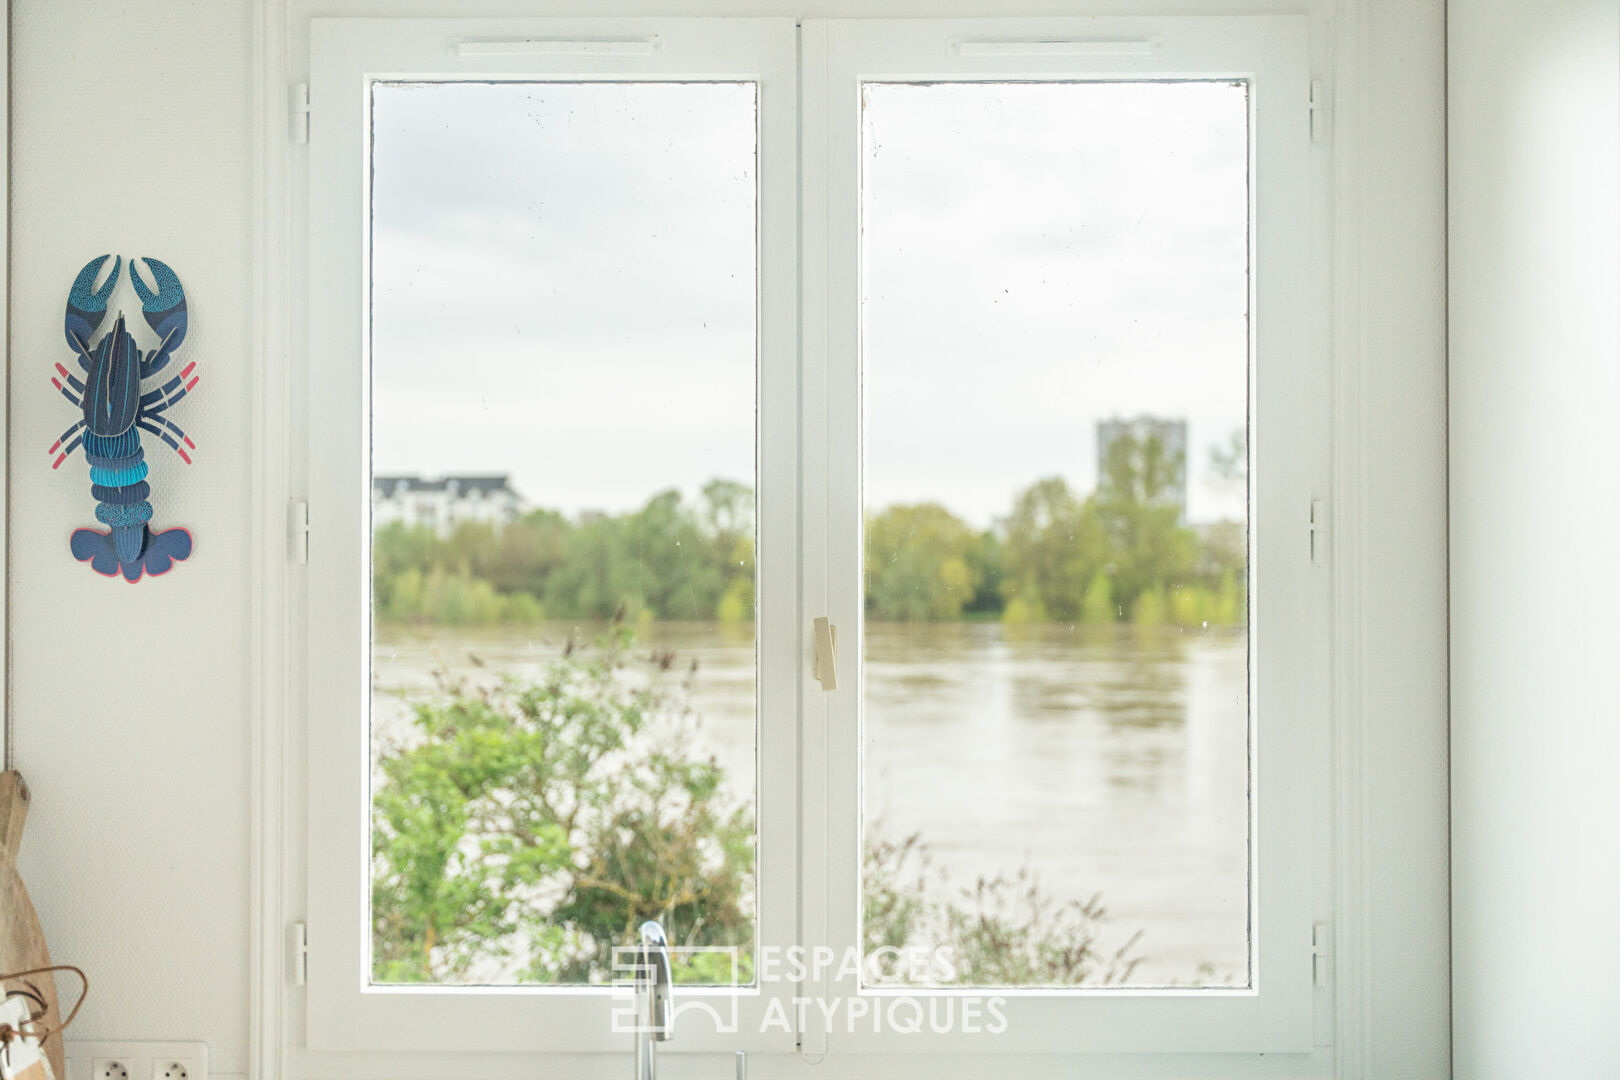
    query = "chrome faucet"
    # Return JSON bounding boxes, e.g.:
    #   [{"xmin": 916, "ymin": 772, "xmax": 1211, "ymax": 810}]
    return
[{"xmin": 633, "ymin": 920, "xmax": 673, "ymax": 1080}]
